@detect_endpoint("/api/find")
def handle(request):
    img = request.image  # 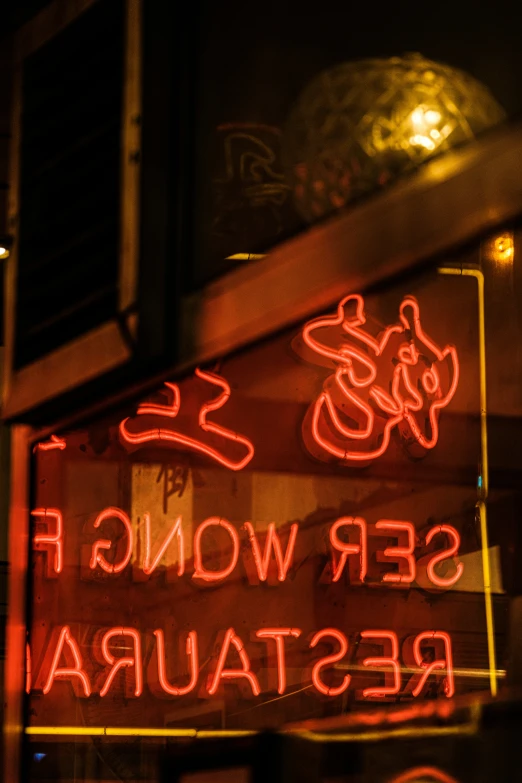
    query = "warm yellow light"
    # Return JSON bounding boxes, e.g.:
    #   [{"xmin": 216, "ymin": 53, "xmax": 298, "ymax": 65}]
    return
[
  {"xmin": 424, "ymin": 109, "xmax": 441, "ymax": 124},
  {"xmin": 410, "ymin": 108, "xmax": 424, "ymax": 127},
  {"xmin": 225, "ymin": 253, "xmax": 267, "ymax": 261},
  {"xmin": 409, "ymin": 107, "xmax": 442, "ymax": 132},
  {"xmin": 0, "ymin": 246, "xmax": 9, "ymax": 260},
  {"xmin": 26, "ymin": 726, "xmax": 257, "ymax": 738},
  {"xmin": 409, "ymin": 134, "xmax": 436, "ymax": 151},
  {"xmin": 488, "ymin": 233, "xmax": 514, "ymax": 264}
]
